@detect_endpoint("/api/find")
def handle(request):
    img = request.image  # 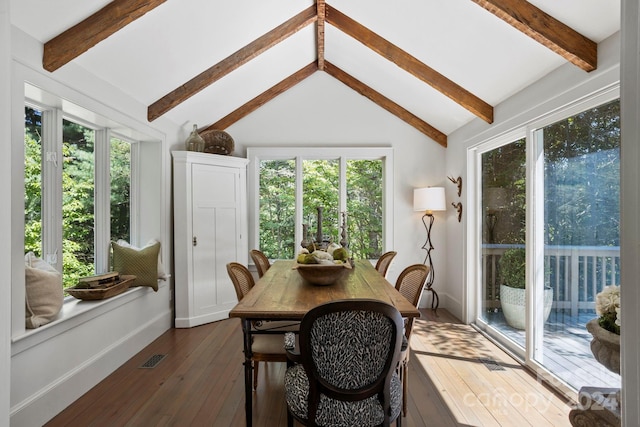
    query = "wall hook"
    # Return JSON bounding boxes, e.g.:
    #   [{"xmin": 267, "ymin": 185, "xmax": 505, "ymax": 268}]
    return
[
  {"xmin": 448, "ymin": 176, "xmax": 462, "ymax": 197},
  {"xmin": 451, "ymin": 202, "xmax": 463, "ymax": 223}
]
